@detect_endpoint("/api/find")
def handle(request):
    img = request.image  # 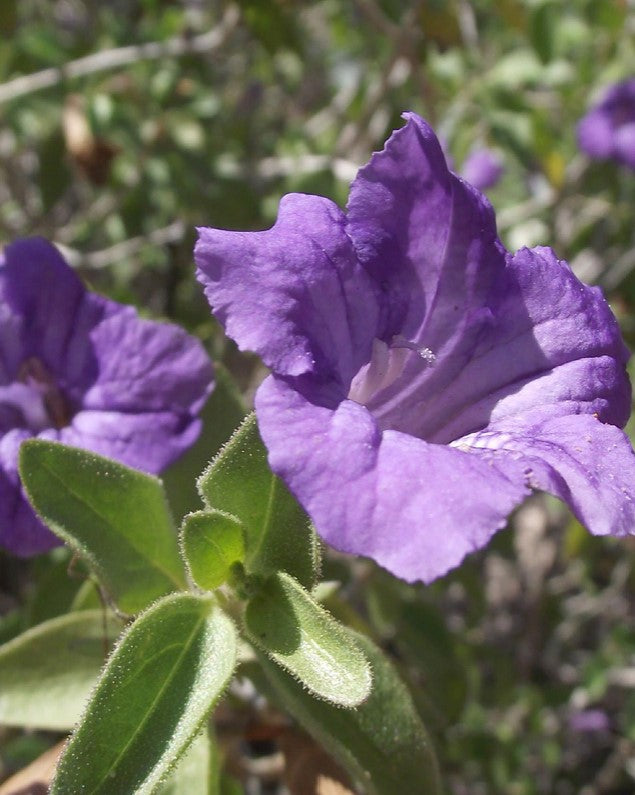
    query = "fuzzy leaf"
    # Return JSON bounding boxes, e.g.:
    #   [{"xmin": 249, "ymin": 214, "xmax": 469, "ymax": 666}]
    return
[
  {"xmin": 163, "ymin": 363, "xmax": 247, "ymax": 520},
  {"xmin": 0, "ymin": 610, "xmax": 122, "ymax": 730},
  {"xmin": 244, "ymin": 571, "xmax": 371, "ymax": 707},
  {"xmin": 197, "ymin": 413, "xmax": 319, "ymax": 589},
  {"xmin": 50, "ymin": 593, "xmax": 237, "ymax": 795},
  {"xmin": 180, "ymin": 509, "xmax": 245, "ymax": 591},
  {"xmin": 252, "ymin": 632, "xmax": 441, "ymax": 795},
  {"xmin": 157, "ymin": 727, "xmax": 219, "ymax": 795},
  {"xmin": 20, "ymin": 440, "xmax": 185, "ymax": 614}
]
